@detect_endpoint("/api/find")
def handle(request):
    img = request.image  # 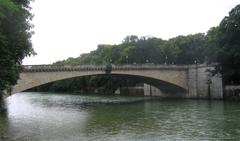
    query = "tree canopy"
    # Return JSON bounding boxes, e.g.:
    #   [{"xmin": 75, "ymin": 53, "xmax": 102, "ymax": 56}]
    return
[
  {"xmin": 206, "ymin": 4, "xmax": 240, "ymax": 84},
  {"xmin": 55, "ymin": 34, "xmax": 207, "ymax": 66},
  {"xmin": 0, "ymin": 0, "xmax": 34, "ymax": 91}
]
